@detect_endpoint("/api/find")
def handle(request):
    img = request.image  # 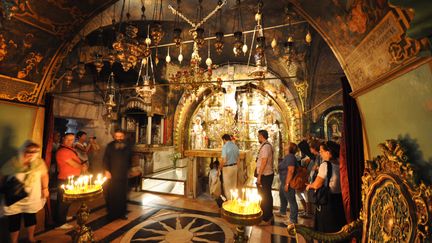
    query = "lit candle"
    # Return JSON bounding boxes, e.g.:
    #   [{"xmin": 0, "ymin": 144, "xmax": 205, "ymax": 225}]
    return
[
  {"xmin": 89, "ymin": 175, "xmax": 93, "ymax": 186},
  {"xmin": 242, "ymin": 188, "xmax": 245, "ymax": 201}
]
